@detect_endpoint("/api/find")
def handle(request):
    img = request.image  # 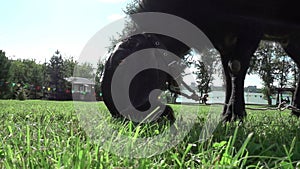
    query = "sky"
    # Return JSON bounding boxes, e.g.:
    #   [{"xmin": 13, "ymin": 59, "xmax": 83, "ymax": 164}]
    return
[
  {"xmin": 0, "ymin": 0, "xmax": 128, "ymax": 62},
  {"xmin": 0, "ymin": 0, "xmax": 263, "ymax": 88}
]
